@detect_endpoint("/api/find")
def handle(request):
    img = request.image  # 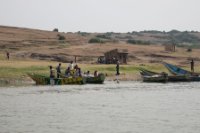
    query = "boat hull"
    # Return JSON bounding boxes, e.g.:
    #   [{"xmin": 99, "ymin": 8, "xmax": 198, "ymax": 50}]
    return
[
  {"xmin": 163, "ymin": 62, "xmax": 200, "ymax": 82},
  {"xmin": 85, "ymin": 73, "xmax": 105, "ymax": 84},
  {"xmin": 142, "ymin": 75, "xmax": 168, "ymax": 83},
  {"xmin": 168, "ymin": 75, "xmax": 190, "ymax": 82},
  {"xmin": 28, "ymin": 74, "xmax": 86, "ymax": 85},
  {"xmin": 139, "ymin": 68, "xmax": 195, "ymax": 82},
  {"xmin": 189, "ymin": 76, "xmax": 200, "ymax": 81}
]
